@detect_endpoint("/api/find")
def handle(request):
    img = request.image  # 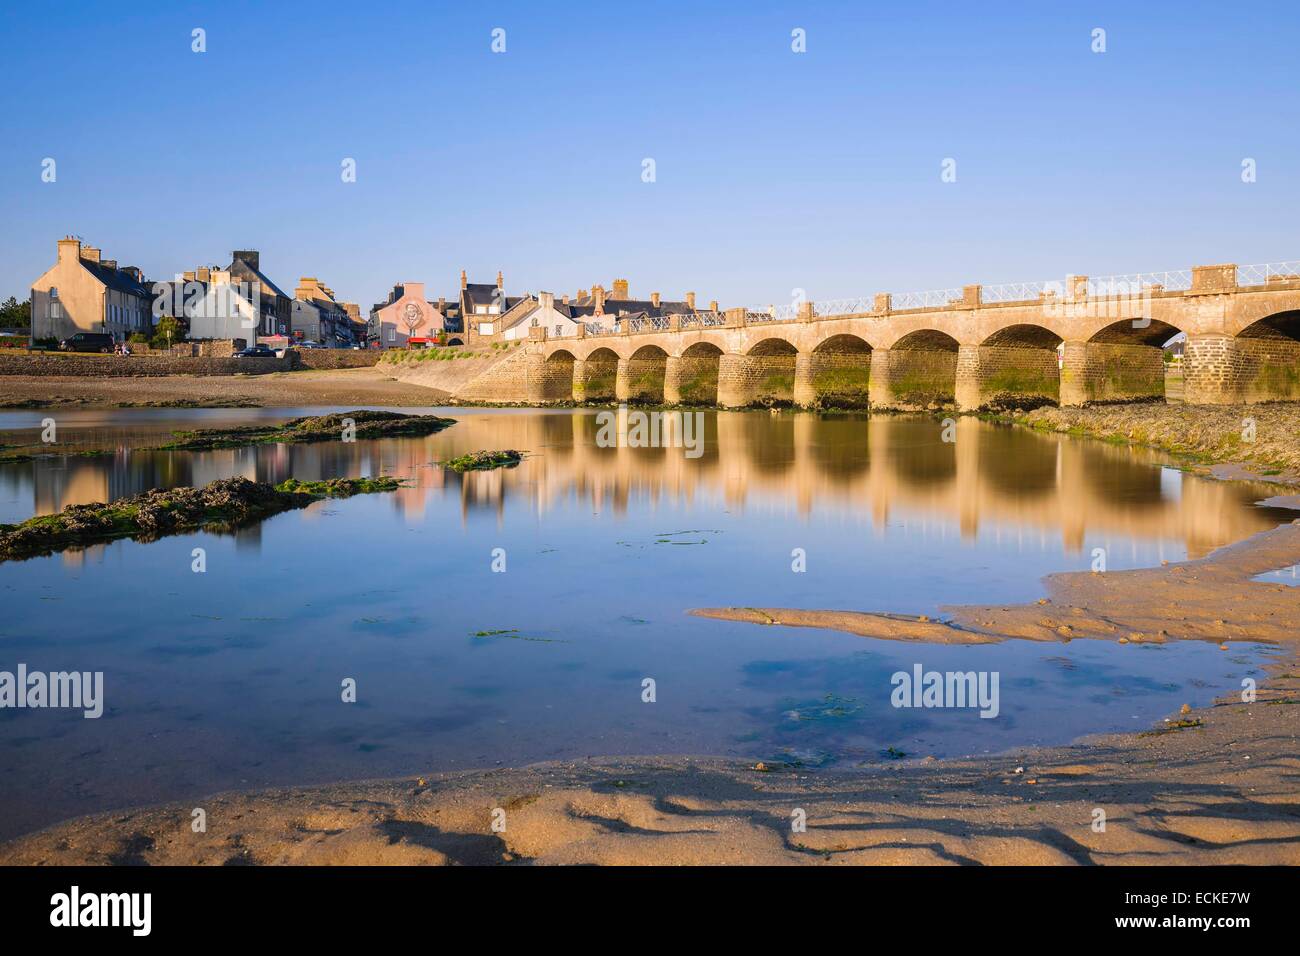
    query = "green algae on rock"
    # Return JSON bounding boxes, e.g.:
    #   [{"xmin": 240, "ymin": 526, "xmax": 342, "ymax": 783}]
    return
[
  {"xmin": 443, "ymin": 449, "xmax": 524, "ymax": 472},
  {"xmin": 0, "ymin": 475, "xmax": 405, "ymax": 563},
  {"xmin": 157, "ymin": 410, "xmax": 455, "ymax": 451}
]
